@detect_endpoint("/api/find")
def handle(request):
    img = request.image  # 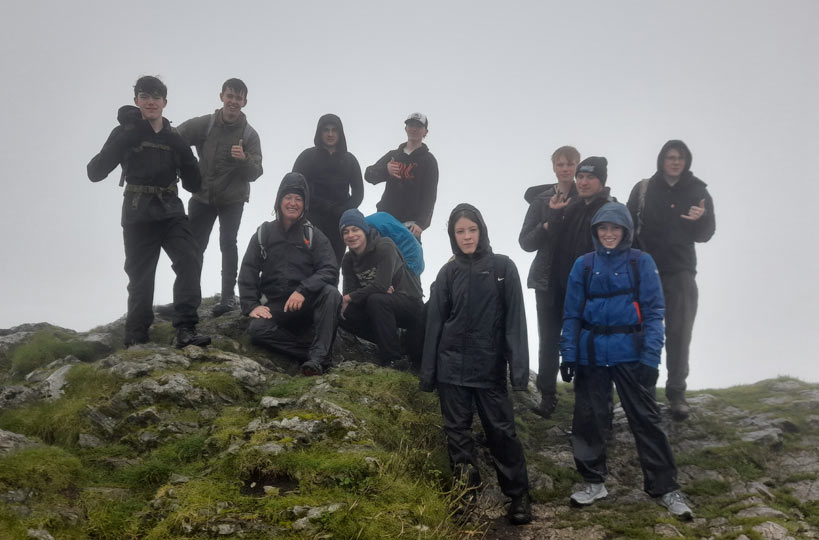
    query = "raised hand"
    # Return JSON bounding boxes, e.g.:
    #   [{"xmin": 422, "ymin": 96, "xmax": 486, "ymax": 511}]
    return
[
  {"xmin": 681, "ymin": 199, "xmax": 706, "ymax": 221},
  {"xmin": 387, "ymin": 159, "xmax": 402, "ymax": 179},
  {"xmin": 231, "ymin": 138, "xmax": 246, "ymax": 160},
  {"xmin": 549, "ymin": 192, "xmax": 572, "ymax": 210}
]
